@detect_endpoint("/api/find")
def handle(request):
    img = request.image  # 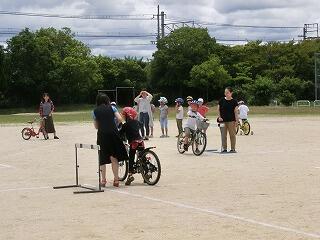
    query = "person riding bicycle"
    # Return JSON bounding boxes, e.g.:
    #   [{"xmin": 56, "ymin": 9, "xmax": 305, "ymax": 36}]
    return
[
  {"xmin": 238, "ymin": 101, "xmax": 249, "ymax": 123},
  {"xmin": 119, "ymin": 107, "xmax": 144, "ymax": 186},
  {"xmin": 183, "ymin": 100, "xmax": 206, "ymax": 151}
]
